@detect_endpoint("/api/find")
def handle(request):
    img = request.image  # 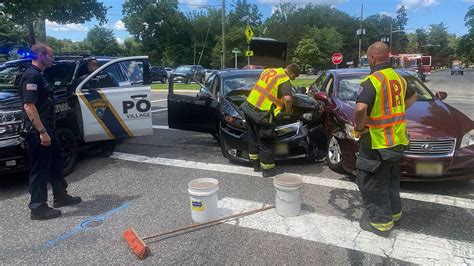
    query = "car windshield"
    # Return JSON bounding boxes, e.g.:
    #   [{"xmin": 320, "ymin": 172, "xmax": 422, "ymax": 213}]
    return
[
  {"xmin": 0, "ymin": 64, "xmax": 24, "ymax": 91},
  {"xmin": 223, "ymin": 74, "xmax": 260, "ymax": 95},
  {"xmin": 176, "ymin": 66, "xmax": 193, "ymax": 72},
  {"xmin": 337, "ymin": 74, "xmax": 434, "ymax": 101}
]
